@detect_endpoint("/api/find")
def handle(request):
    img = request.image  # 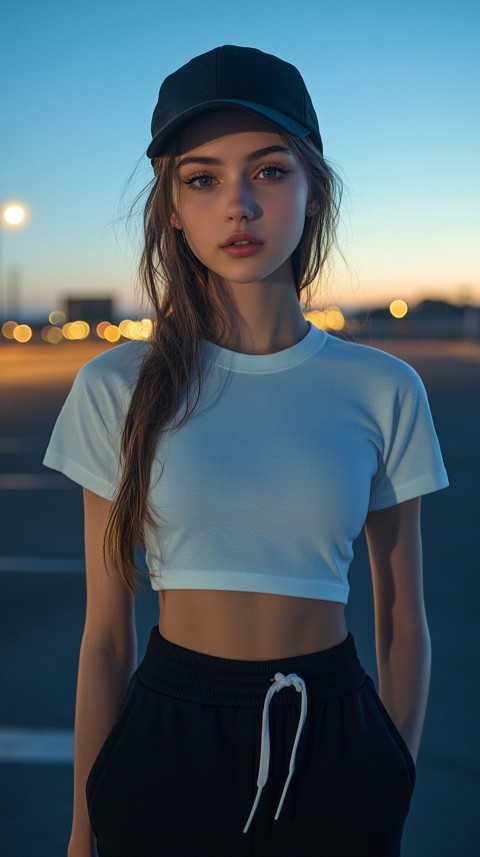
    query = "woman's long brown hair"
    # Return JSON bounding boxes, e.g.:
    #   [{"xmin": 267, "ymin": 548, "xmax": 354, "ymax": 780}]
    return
[{"xmin": 104, "ymin": 133, "xmax": 343, "ymax": 592}]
